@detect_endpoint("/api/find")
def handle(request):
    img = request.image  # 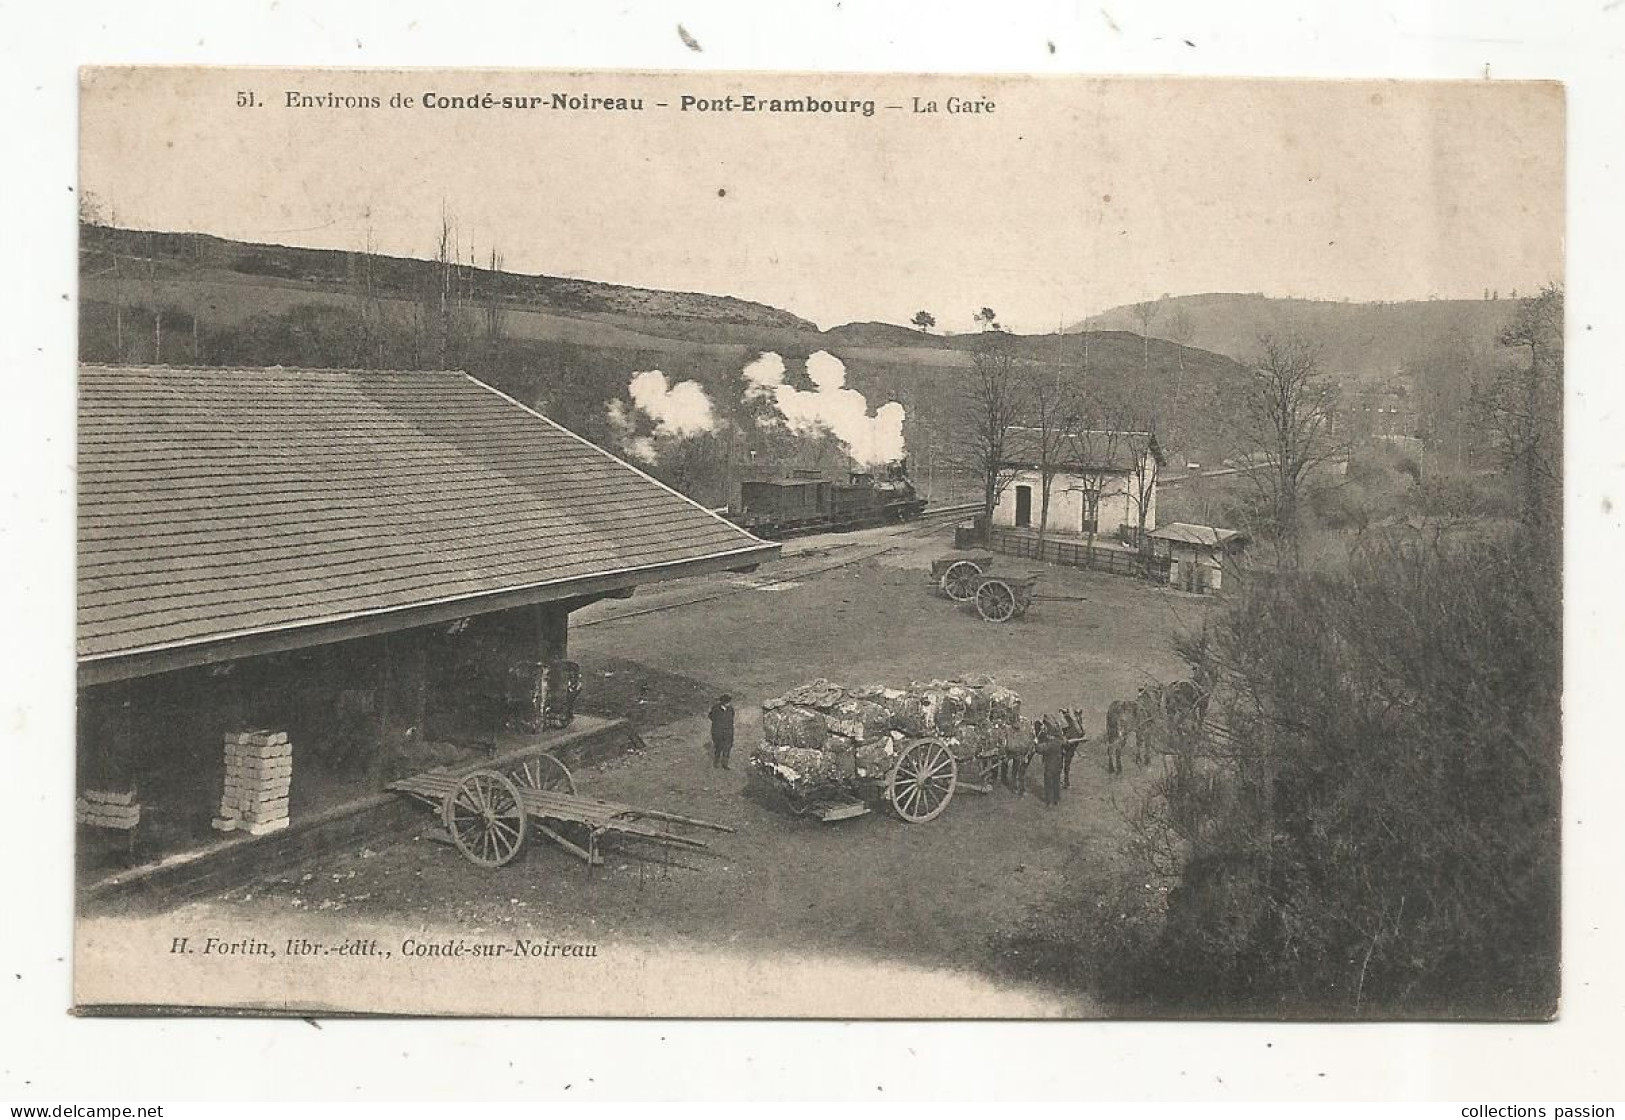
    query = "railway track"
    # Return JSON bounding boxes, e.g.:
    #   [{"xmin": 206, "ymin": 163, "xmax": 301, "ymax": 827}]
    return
[
  {"xmin": 756, "ymin": 499, "xmax": 979, "ymax": 542},
  {"xmin": 577, "ymin": 503, "xmax": 977, "ymax": 630}
]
